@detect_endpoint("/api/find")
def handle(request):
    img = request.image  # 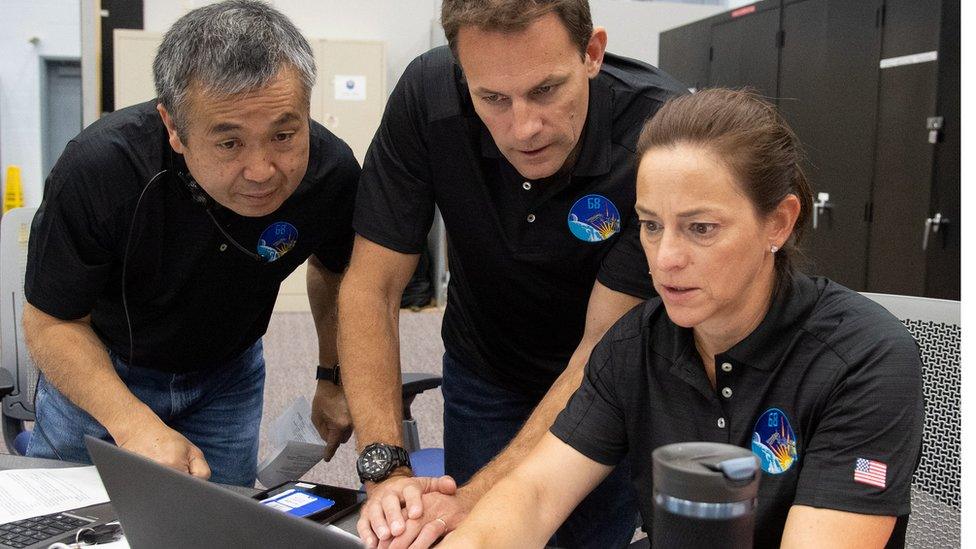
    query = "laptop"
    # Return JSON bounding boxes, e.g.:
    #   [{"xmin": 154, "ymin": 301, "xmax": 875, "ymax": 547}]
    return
[
  {"xmin": 0, "ymin": 501, "xmax": 115, "ymax": 549},
  {"xmin": 85, "ymin": 437, "xmax": 363, "ymax": 548}
]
